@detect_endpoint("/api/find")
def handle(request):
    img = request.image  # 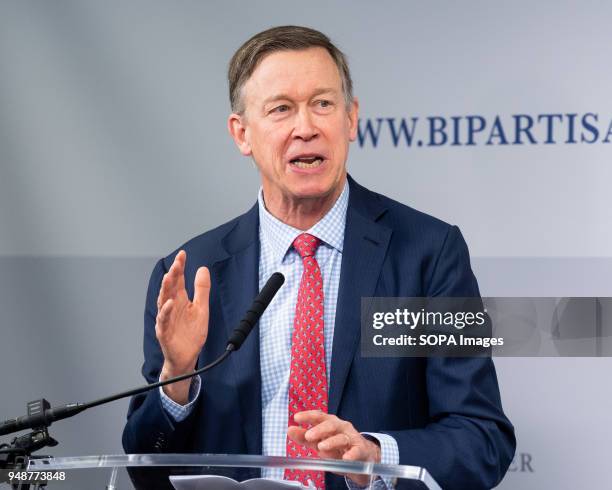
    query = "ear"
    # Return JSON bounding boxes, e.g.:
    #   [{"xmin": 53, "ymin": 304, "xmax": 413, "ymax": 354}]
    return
[
  {"xmin": 227, "ymin": 113, "xmax": 252, "ymax": 156},
  {"xmin": 347, "ymin": 97, "xmax": 360, "ymax": 142}
]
